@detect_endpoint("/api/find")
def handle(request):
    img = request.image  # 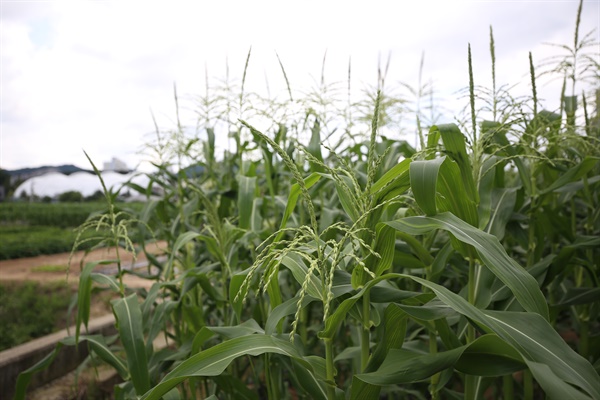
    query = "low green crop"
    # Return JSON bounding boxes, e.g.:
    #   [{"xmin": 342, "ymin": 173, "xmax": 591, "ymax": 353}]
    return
[
  {"xmin": 0, "ymin": 201, "xmax": 147, "ymax": 259},
  {"xmin": 0, "ymin": 281, "xmax": 72, "ymax": 351},
  {"xmin": 0, "ymin": 202, "xmax": 145, "ymax": 228},
  {"xmin": 0, "ymin": 202, "xmax": 105, "ymax": 227},
  {"xmin": 0, "ymin": 225, "xmax": 97, "ymax": 259}
]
